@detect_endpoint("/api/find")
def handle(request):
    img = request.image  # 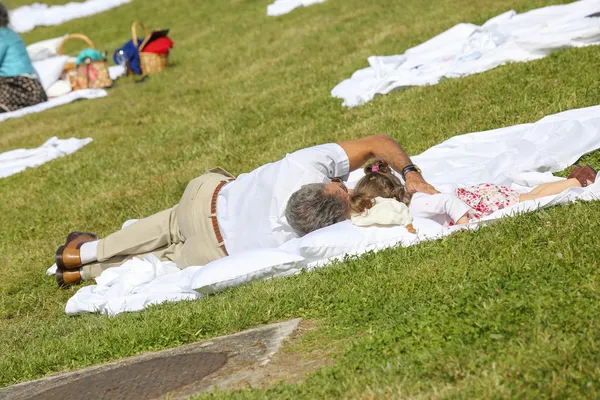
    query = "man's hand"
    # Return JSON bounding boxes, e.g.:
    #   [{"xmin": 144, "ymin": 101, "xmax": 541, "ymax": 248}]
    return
[{"xmin": 405, "ymin": 172, "xmax": 439, "ymax": 195}]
